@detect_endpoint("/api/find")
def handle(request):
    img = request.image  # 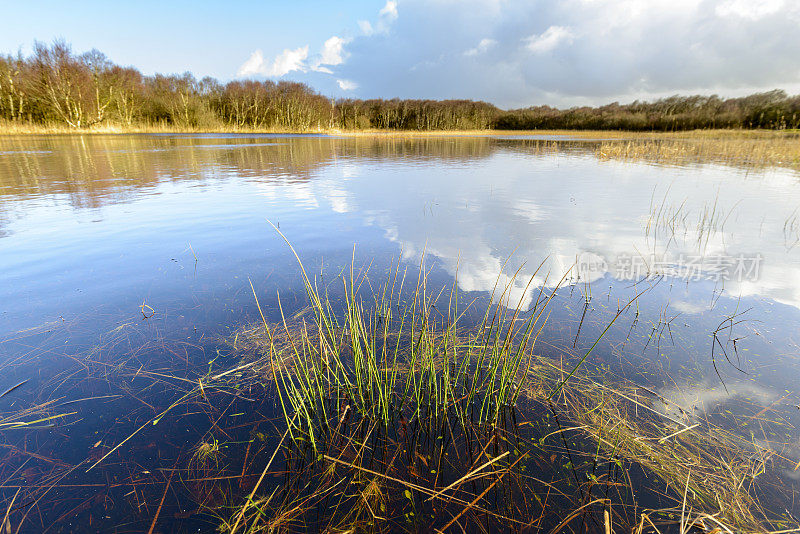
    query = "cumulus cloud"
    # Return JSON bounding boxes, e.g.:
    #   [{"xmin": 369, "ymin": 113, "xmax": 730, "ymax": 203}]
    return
[
  {"xmin": 311, "ymin": 36, "xmax": 351, "ymax": 73},
  {"xmin": 320, "ymin": 36, "xmax": 349, "ymax": 66},
  {"xmin": 237, "ymin": 46, "xmax": 309, "ymax": 77},
  {"xmin": 238, "ymin": 0, "xmax": 800, "ymax": 105},
  {"xmin": 332, "ymin": 0, "xmax": 800, "ymax": 106},
  {"xmin": 271, "ymin": 46, "xmax": 309, "ymax": 76},
  {"xmin": 238, "ymin": 36, "xmax": 351, "ymax": 78},
  {"xmin": 237, "ymin": 50, "xmax": 266, "ymax": 77},
  {"xmin": 337, "ymin": 79, "xmax": 358, "ymax": 90},
  {"xmin": 524, "ymin": 26, "xmax": 574, "ymax": 54},
  {"xmin": 464, "ymin": 38, "xmax": 497, "ymax": 57},
  {"xmin": 358, "ymin": 0, "xmax": 399, "ymax": 35}
]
